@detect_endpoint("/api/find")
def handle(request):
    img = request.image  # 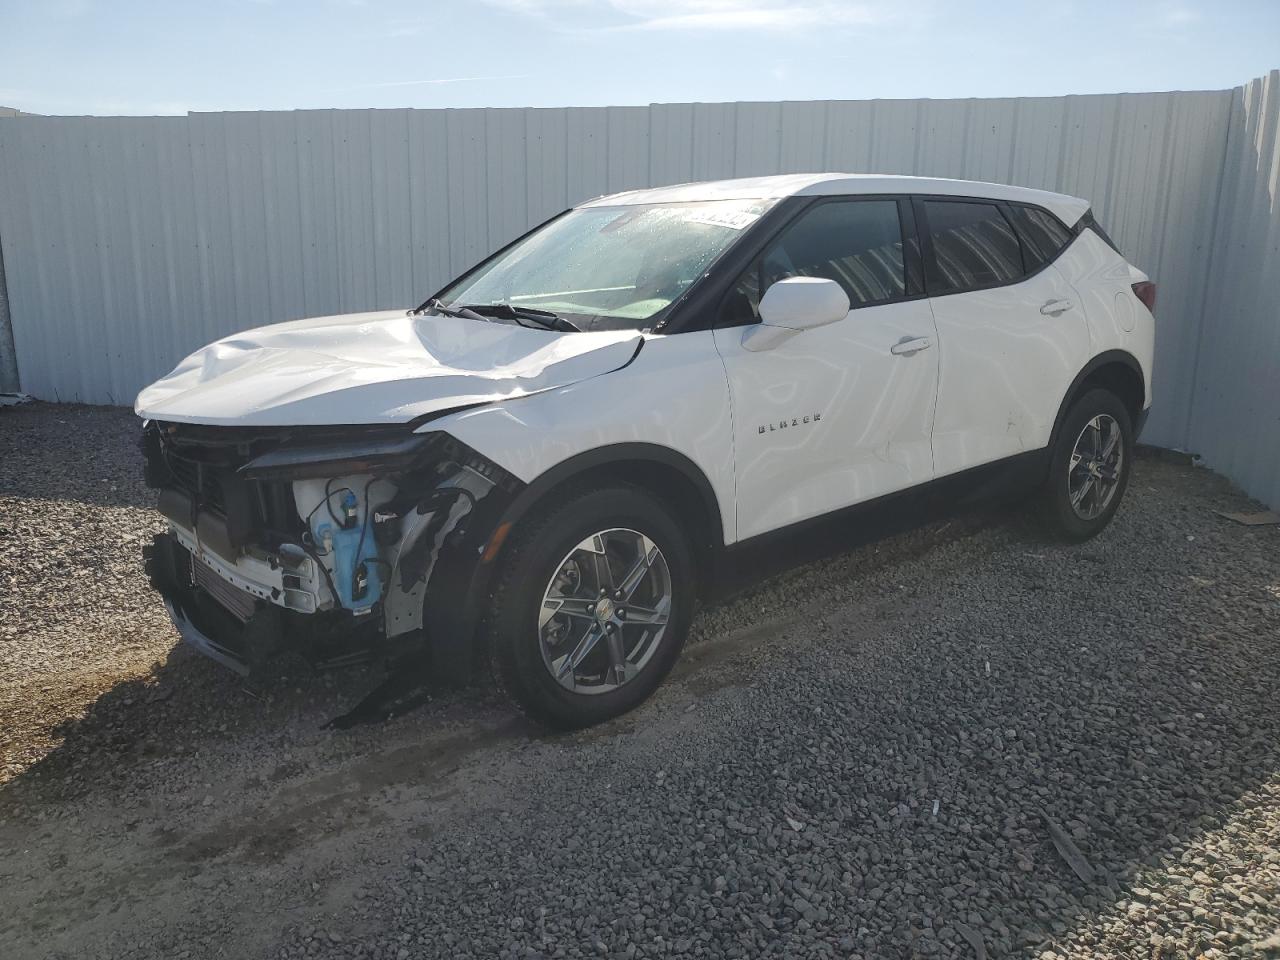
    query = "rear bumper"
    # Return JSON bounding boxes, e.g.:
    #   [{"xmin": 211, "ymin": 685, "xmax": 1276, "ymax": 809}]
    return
[{"xmin": 1135, "ymin": 406, "xmax": 1150, "ymax": 441}]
